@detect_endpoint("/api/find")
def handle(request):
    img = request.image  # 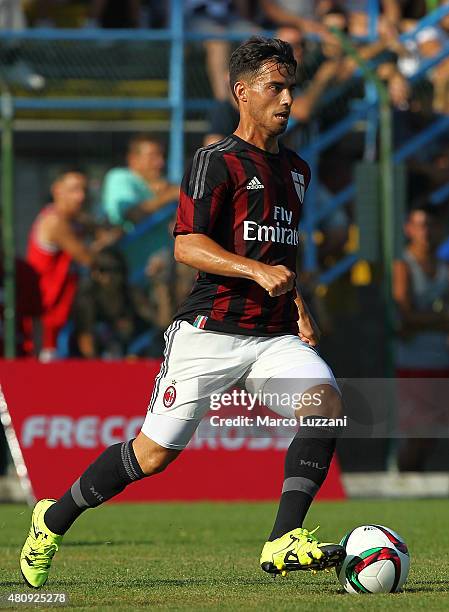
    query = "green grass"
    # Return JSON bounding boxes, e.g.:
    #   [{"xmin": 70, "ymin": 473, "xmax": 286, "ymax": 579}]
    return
[{"xmin": 1, "ymin": 500, "xmax": 448, "ymax": 610}]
